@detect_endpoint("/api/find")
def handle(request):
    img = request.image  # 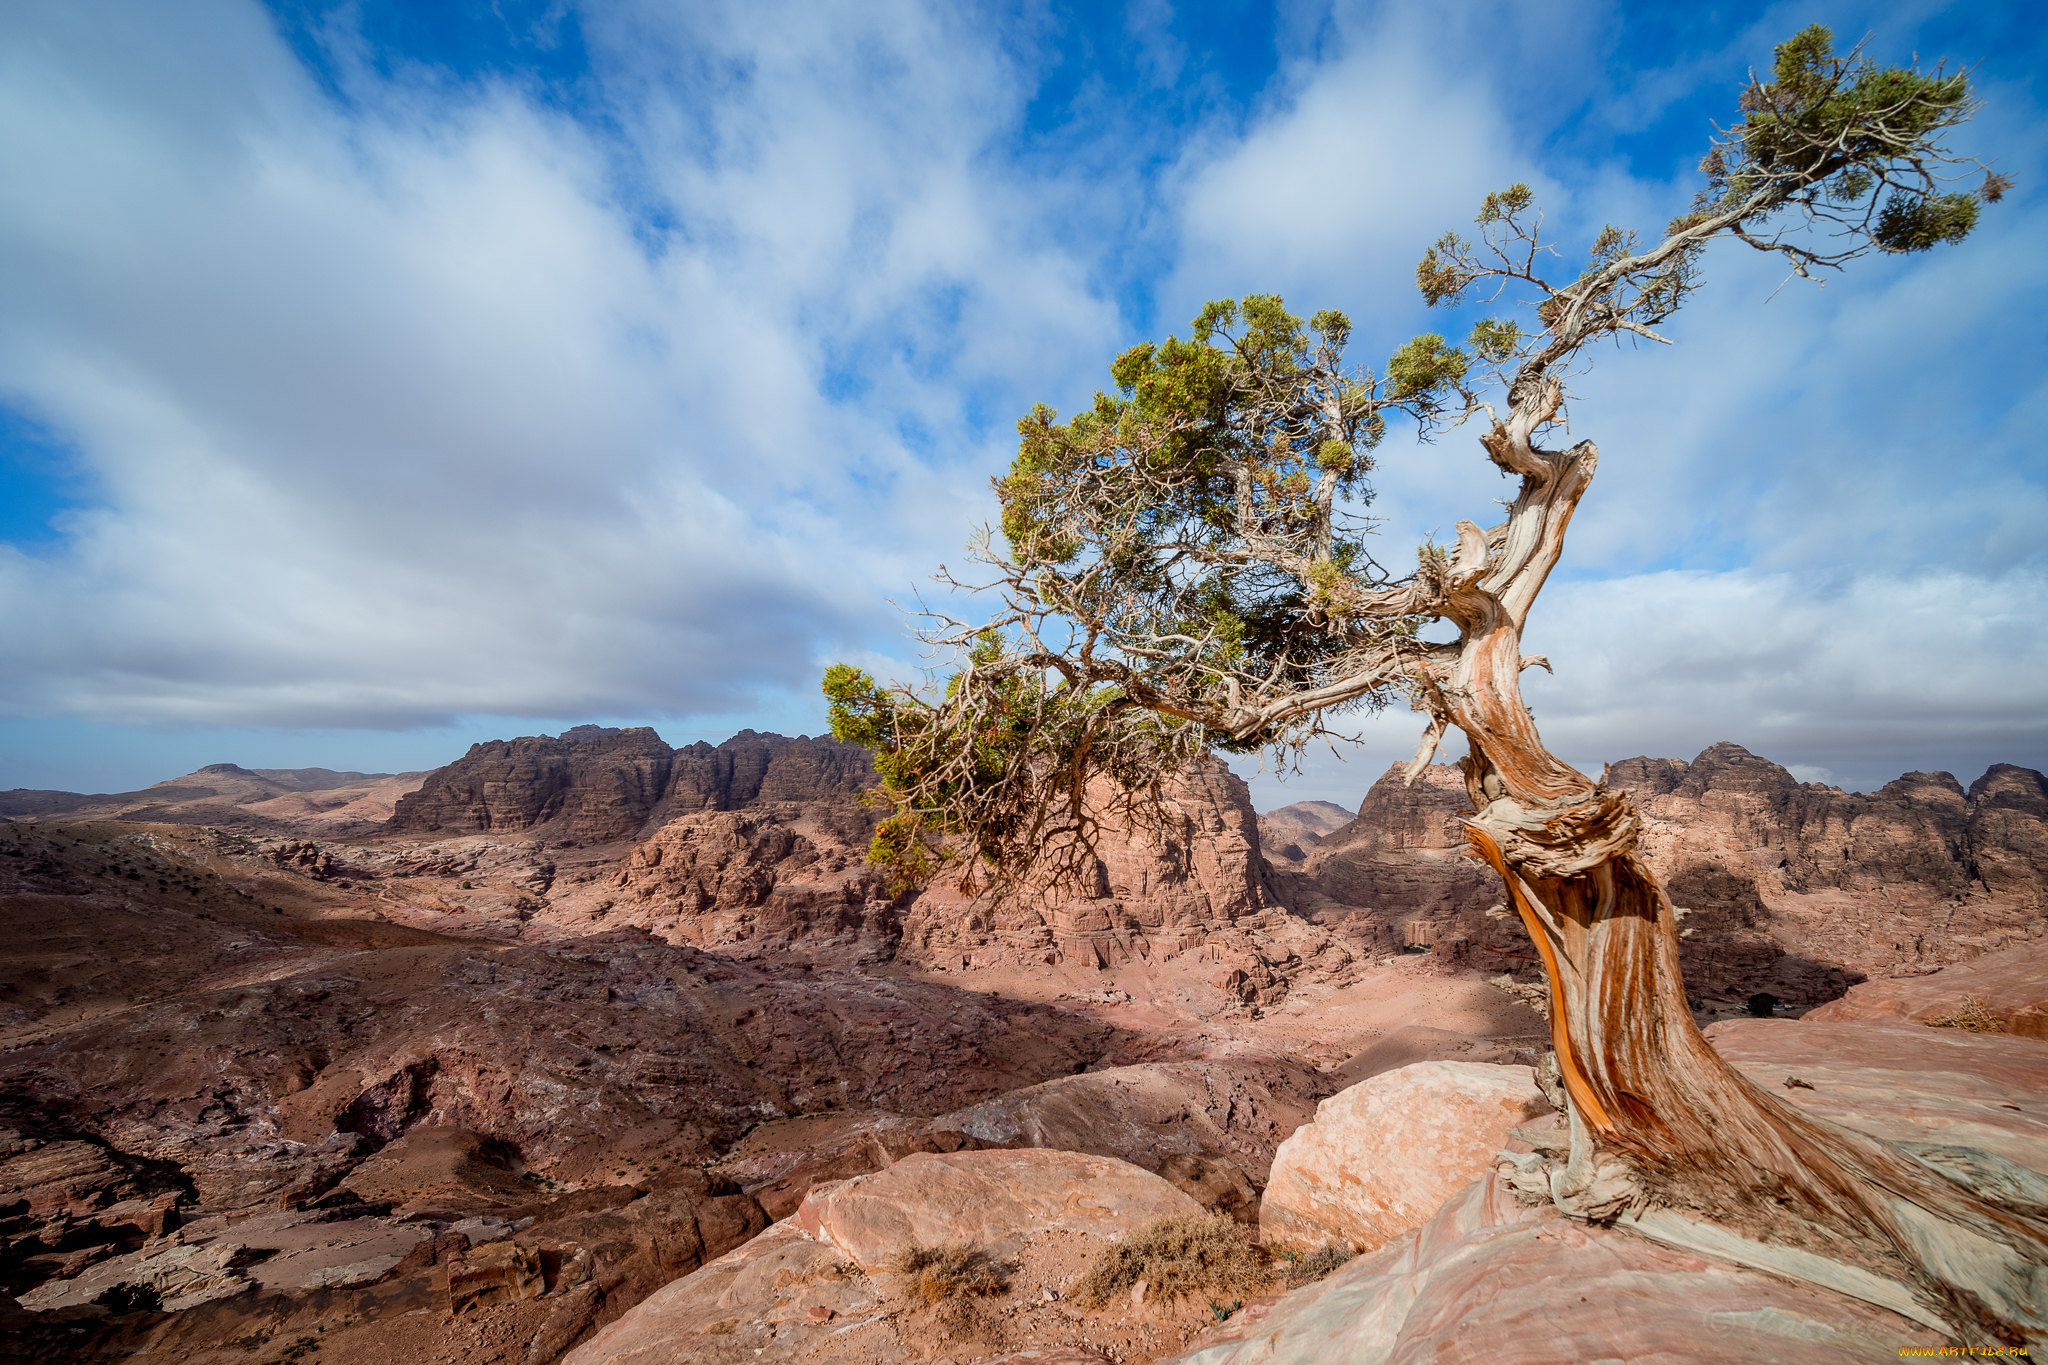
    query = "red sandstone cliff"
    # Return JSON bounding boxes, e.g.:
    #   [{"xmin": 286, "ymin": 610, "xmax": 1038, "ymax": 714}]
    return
[
  {"xmin": 386, "ymin": 727, "xmax": 874, "ymax": 843},
  {"xmin": 1289, "ymin": 743, "xmax": 2048, "ymax": 1005}
]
